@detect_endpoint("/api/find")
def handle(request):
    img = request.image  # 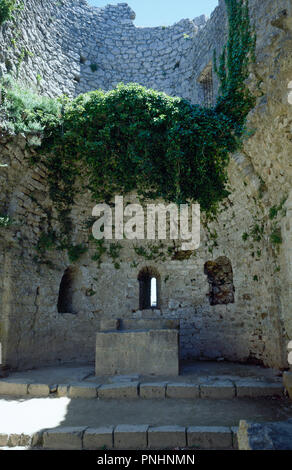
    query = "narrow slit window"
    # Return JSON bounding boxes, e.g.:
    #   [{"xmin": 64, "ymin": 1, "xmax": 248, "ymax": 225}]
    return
[{"xmin": 151, "ymin": 277, "xmax": 157, "ymax": 308}]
